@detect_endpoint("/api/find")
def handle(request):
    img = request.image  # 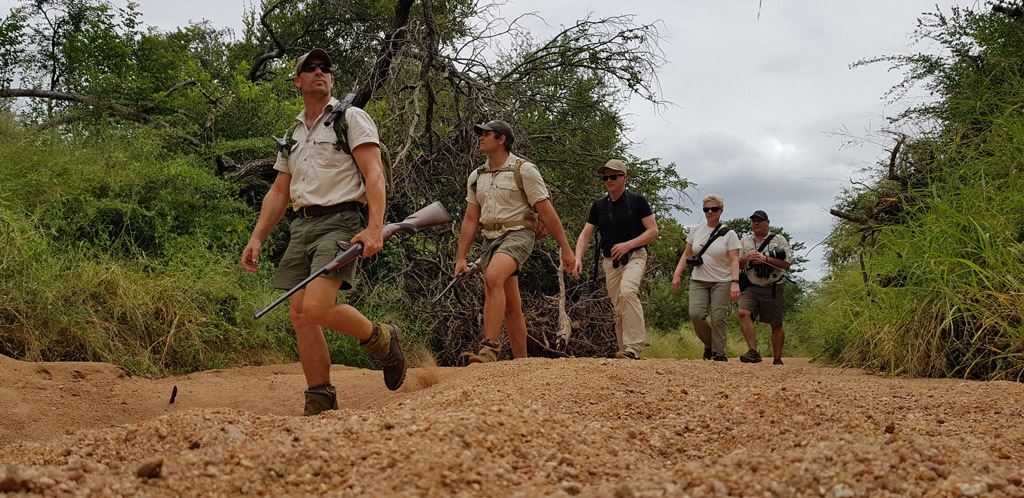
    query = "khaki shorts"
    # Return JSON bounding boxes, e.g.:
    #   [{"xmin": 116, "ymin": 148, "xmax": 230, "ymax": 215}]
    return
[
  {"xmin": 273, "ymin": 210, "xmax": 363, "ymax": 291},
  {"xmin": 479, "ymin": 228, "xmax": 535, "ymax": 274},
  {"xmin": 738, "ymin": 283, "xmax": 785, "ymax": 326}
]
